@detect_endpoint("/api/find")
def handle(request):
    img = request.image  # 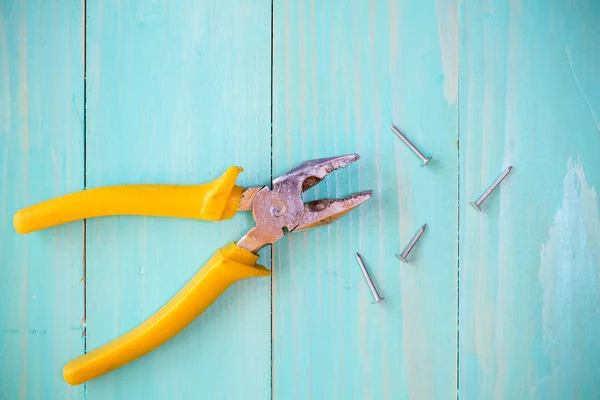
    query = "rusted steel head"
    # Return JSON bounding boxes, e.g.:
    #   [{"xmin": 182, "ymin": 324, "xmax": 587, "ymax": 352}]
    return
[{"xmin": 237, "ymin": 154, "xmax": 372, "ymax": 253}]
